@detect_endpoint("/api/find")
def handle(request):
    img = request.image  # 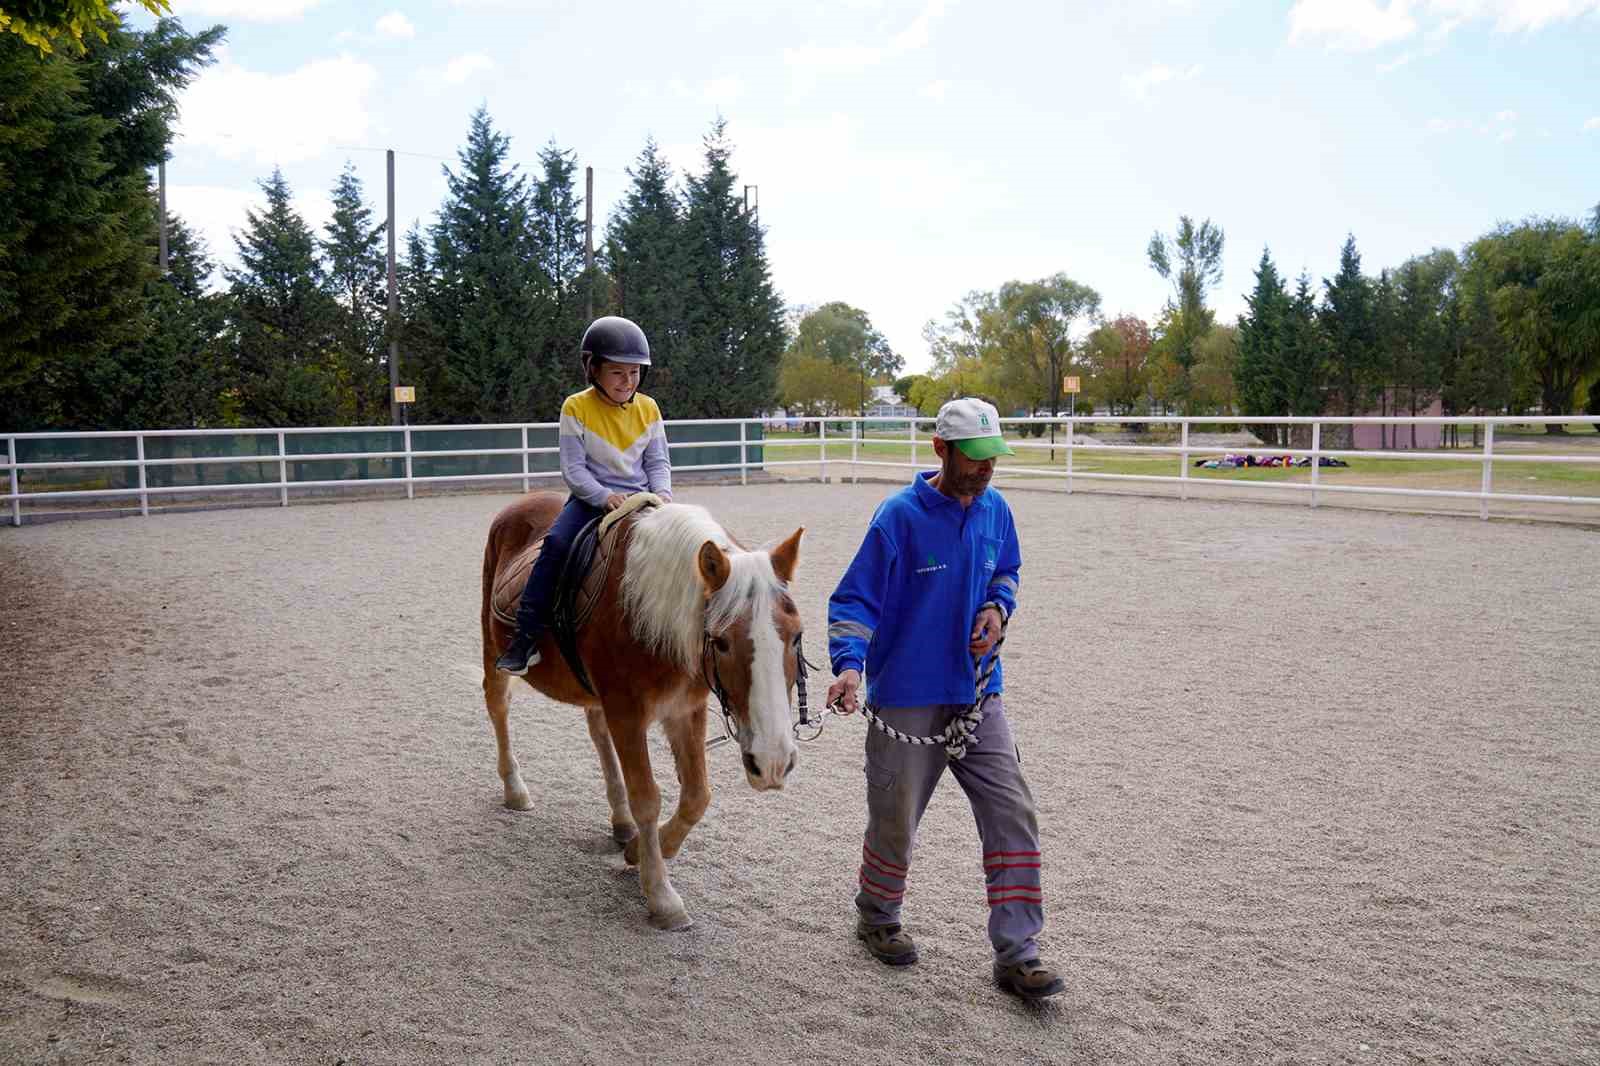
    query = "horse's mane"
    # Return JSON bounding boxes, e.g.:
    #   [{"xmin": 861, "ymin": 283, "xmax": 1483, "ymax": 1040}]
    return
[{"xmin": 619, "ymin": 503, "xmax": 783, "ymax": 673}]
